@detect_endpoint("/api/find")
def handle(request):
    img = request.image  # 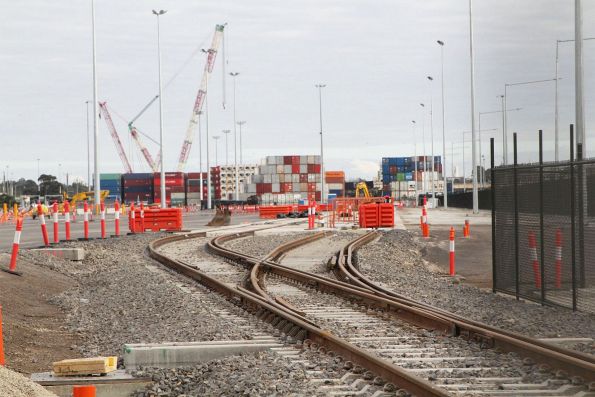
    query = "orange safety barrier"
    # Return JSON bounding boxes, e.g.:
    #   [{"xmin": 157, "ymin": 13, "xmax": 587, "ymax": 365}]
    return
[
  {"xmin": 359, "ymin": 204, "xmax": 379, "ymax": 228},
  {"xmin": 378, "ymin": 203, "xmax": 395, "ymax": 227},
  {"xmin": 73, "ymin": 385, "xmax": 96, "ymax": 397},
  {"xmin": 129, "ymin": 208, "xmax": 183, "ymax": 232},
  {"xmin": 258, "ymin": 205, "xmax": 294, "ymax": 219}
]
